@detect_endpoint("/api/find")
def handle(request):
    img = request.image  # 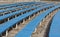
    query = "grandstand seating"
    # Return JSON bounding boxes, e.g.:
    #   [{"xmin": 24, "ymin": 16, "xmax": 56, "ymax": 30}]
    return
[
  {"xmin": 15, "ymin": 5, "xmax": 60, "ymax": 37},
  {"xmin": 0, "ymin": 2, "xmax": 60, "ymax": 37},
  {"xmin": 0, "ymin": 2, "xmax": 51, "ymax": 36}
]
